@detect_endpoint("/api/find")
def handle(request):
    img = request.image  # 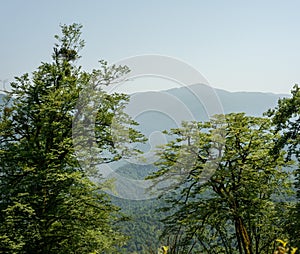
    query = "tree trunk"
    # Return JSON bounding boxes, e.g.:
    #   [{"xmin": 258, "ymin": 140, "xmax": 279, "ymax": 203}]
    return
[{"xmin": 235, "ymin": 217, "xmax": 253, "ymax": 254}]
